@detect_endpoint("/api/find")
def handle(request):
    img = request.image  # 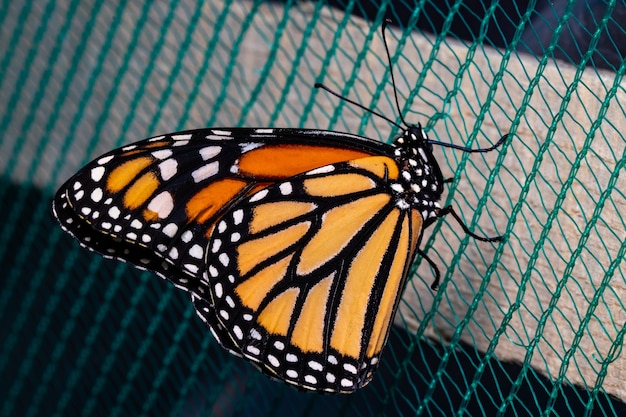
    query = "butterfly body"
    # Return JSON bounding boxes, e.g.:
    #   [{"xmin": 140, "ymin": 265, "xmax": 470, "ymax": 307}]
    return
[{"xmin": 53, "ymin": 124, "xmax": 452, "ymax": 392}]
